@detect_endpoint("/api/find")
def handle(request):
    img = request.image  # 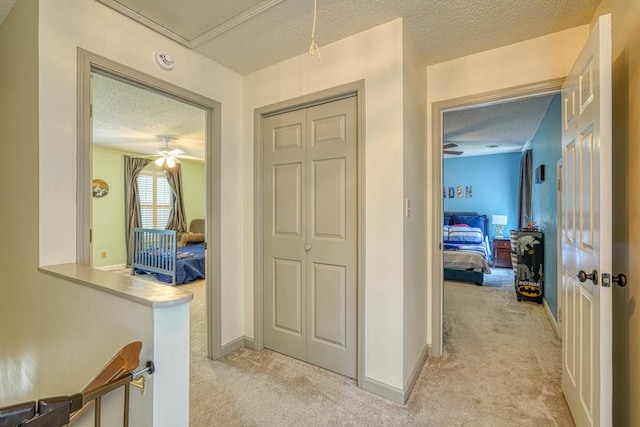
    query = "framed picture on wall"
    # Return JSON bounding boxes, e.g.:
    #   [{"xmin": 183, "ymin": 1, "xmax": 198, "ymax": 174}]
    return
[
  {"xmin": 448, "ymin": 187, "xmax": 455, "ymax": 198},
  {"xmin": 457, "ymin": 186, "xmax": 463, "ymax": 198},
  {"xmin": 466, "ymin": 186, "xmax": 472, "ymax": 198},
  {"xmin": 535, "ymin": 164, "xmax": 545, "ymax": 183}
]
